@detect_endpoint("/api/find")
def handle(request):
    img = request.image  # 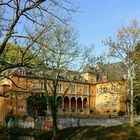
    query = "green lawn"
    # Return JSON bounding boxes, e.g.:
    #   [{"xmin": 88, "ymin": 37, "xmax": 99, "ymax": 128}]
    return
[
  {"xmin": 57, "ymin": 125, "xmax": 140, "ymax": 140},
  {"xmin": 0, "ymin": 125, "xmax": 140, "ymax": 140}
]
